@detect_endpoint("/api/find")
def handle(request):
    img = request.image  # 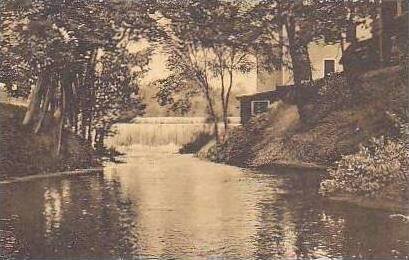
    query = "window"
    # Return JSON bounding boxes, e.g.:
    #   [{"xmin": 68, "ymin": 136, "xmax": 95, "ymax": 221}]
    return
[
  {"xmin": 324, "ymin": 59, "xmax": 335, "ymax": 77},
  {"xmin": 251, "ymin": 100, "xmax": 270, "ymax": 116}
]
